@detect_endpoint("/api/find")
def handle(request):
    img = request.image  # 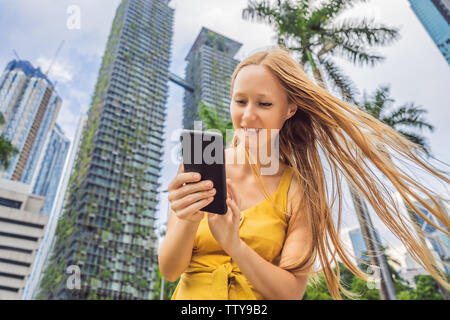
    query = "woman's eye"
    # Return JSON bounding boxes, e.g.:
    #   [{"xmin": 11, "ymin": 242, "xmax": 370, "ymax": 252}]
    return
[
  {"xmin": 260, "ymin": 102, "xmax": 272, "ymax": 107},
  {"xmin": 235, "ymin": 100, "xmax": 245, "ymax": 104}
]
